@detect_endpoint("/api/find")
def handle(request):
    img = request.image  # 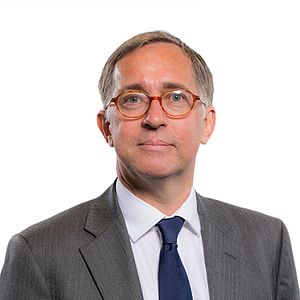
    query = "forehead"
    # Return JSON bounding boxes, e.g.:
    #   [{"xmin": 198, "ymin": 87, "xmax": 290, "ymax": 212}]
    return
[{"xmin": 113, "ymin": 43, "xmax": 198, "ymax": 93}]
